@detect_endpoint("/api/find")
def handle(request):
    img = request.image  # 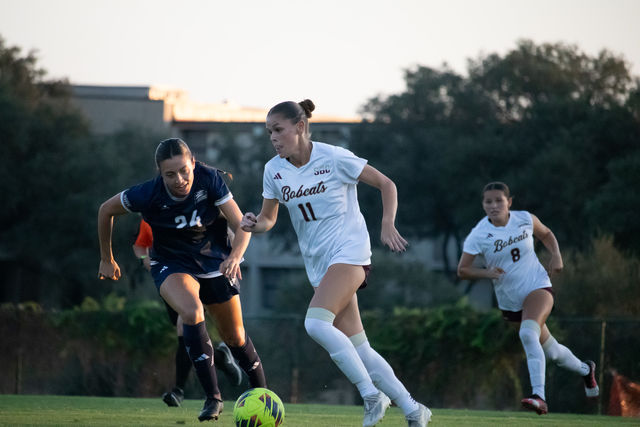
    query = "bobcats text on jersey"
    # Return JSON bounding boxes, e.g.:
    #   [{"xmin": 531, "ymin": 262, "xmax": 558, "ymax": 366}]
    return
[{"xmin": 281, "ymin": 182, "xmax": 327, "ymax": 202}]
